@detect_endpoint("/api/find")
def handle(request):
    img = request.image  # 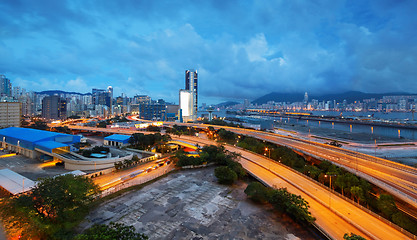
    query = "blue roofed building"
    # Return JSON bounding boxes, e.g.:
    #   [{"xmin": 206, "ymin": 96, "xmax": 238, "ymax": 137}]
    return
[
  {"xmin": 0, "ymin": 127, "xmax": 81, "ymax": 160},
  {"xmin": 104, "ymin": 134, "xmax": 131, "ymax": 147}
]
